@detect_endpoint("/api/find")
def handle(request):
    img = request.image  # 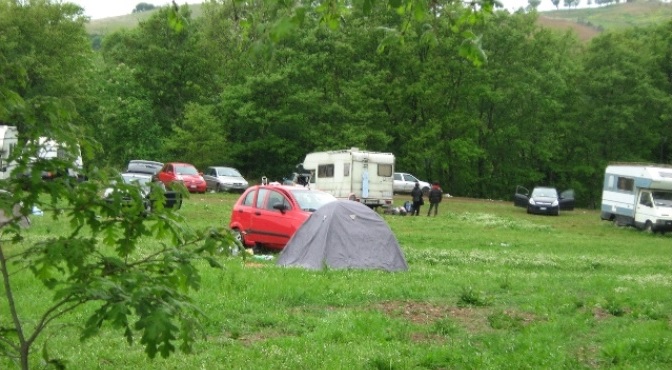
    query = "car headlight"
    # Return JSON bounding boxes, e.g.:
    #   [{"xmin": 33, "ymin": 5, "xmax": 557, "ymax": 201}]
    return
[
  {"xmin": 529, "ymin": 198, "xmax": 536, "ymax": 206},
  {"xmin": 552, "ymin": 200, "xmax": 559, "ymax": 207}
]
